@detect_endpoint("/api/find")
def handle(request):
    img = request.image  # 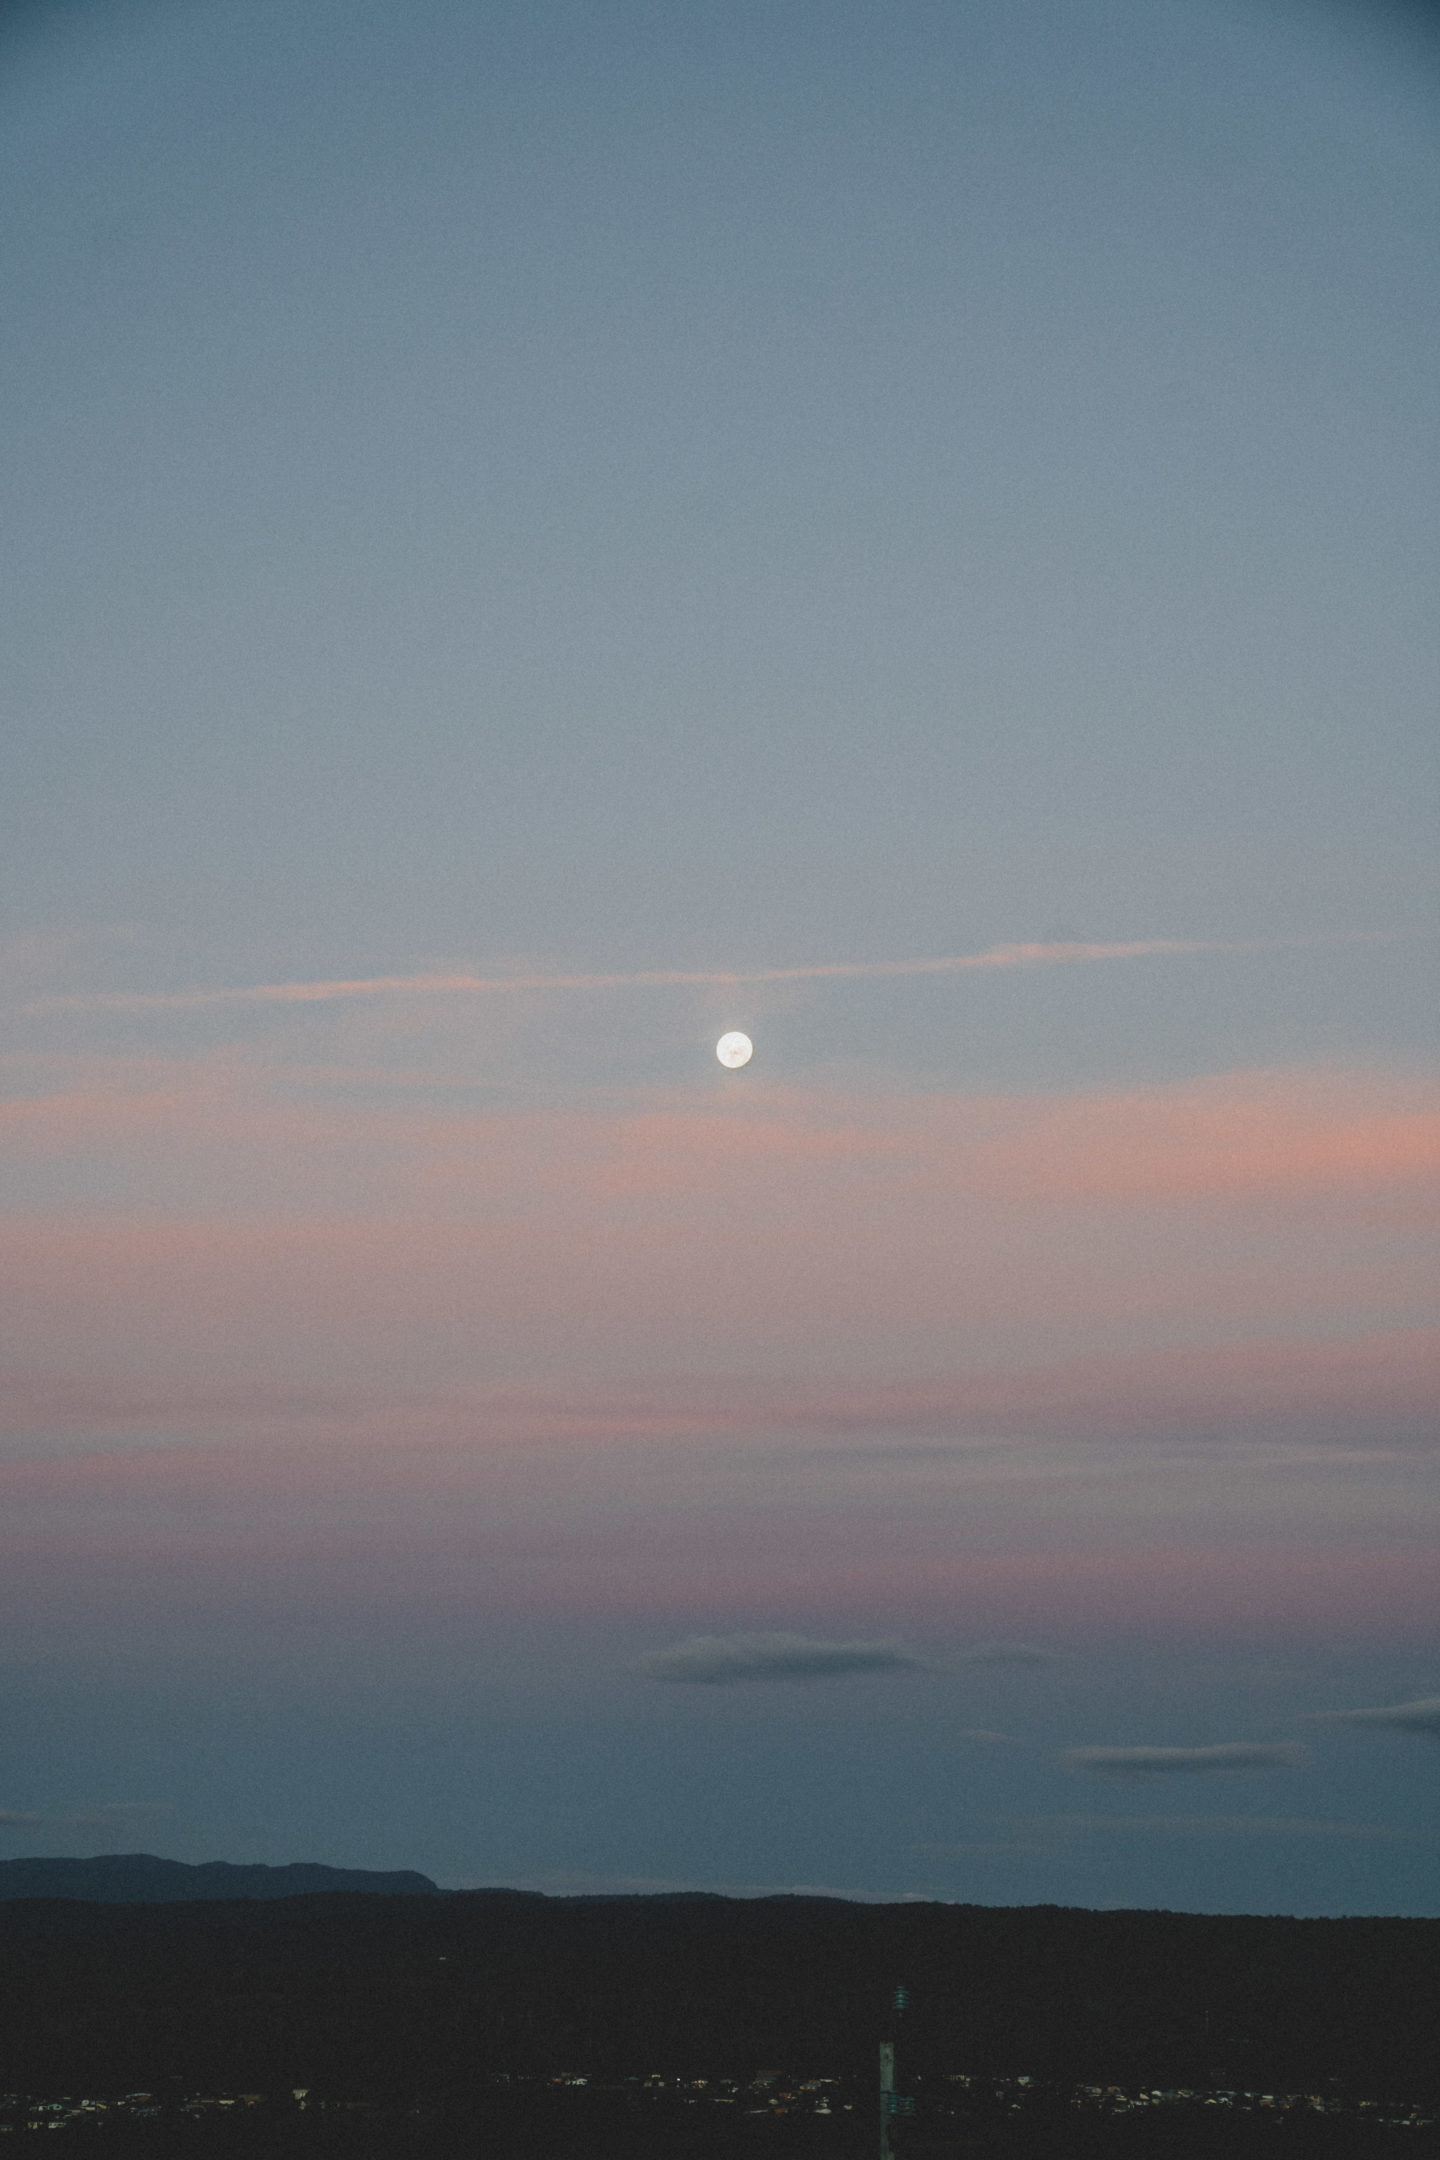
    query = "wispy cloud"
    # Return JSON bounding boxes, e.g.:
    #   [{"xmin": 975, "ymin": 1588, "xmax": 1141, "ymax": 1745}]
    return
[
  {"xmin": 1309, "ymin": 1695, "xmax": 1440, "ymax": 1738},
  {"xmin": 1063, "ymin": 1743, "xmax": 1308, "ymax": 1779},
  {"xmin": 918, "ymin": 1812, "xmax": 1429, "ymax": 1850},
  {"xmin": 952, "ymin": 1641, "xmax": 1053, "ymax": 1668},
  {"xmin": 2, "ymin": 1326, "xmax": 1432, "ymax": 1458},
  {"xmin": 24, "ymin": 938, "xmax": 1248, "ymax": 1014},
  {"xmin": 1047, "ymin": 1813, "xmax": 1431, "ymax": 1842},
  {"xmin": 0, "ymin": 1802, "xmax": 170, "ymax": 1830},
  {"xmin": 638, "ymin": 1632, "xmax": 926, "ymax": 1685}
]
